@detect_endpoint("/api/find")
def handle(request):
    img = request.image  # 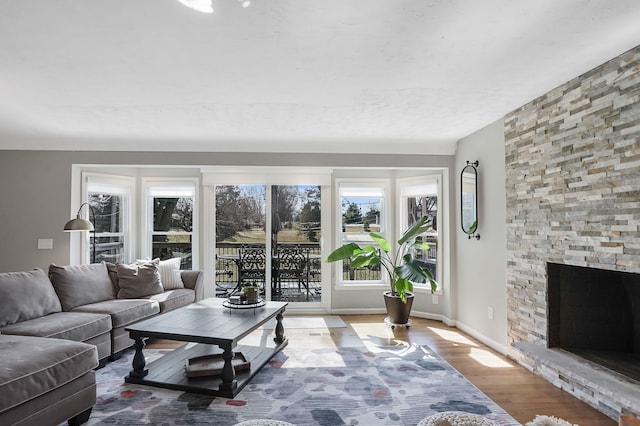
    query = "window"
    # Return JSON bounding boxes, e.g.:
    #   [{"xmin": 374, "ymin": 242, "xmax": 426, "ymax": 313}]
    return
[
  {"xmin": 144, "ymin": 180, "xmax": 198, "ymax": 270},
  {"xmin": 398, "ymin": 175, "xmax": 441, "ymax": 291},
  {"xmin": 336, "ymin": 181, "xmax": 388, "ymax": 284},
  {"xmin": 84, "ymin": 173, "xmax": 134, "ymax": 264}
]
